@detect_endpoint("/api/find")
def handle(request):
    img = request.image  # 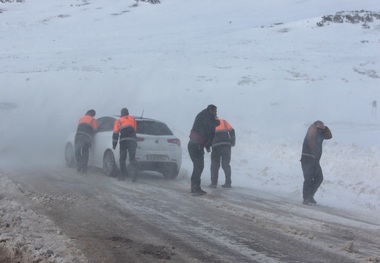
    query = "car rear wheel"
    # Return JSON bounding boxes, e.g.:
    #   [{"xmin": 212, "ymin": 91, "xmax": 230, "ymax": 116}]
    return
[
  {"xmin": 162, "ymin": 164, "xmax": 179, "ymax": 179},
  {"xmin": 103, "ymin": 150, "xmax": 117, "ymax": 177},
  {"xmin": 65, "ymin": 143, "xmax": 75, "ymax": 168}
]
